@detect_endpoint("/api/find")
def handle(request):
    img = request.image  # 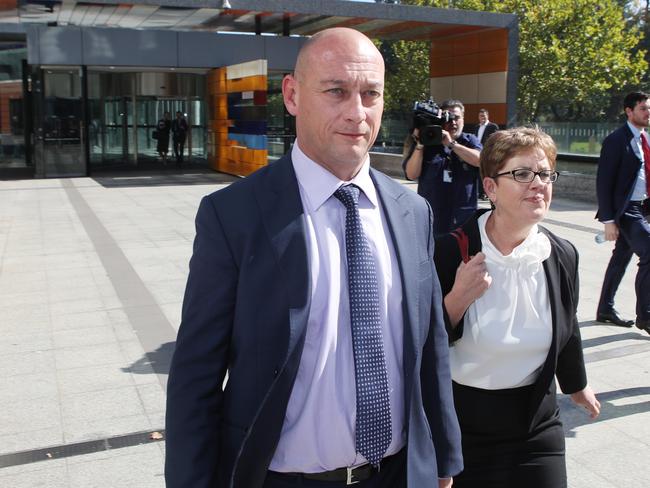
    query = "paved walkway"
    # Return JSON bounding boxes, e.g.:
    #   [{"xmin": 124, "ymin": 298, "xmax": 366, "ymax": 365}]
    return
[{"xmin": 0, "ymin": 171, "xmax": 648, "ymax": 487}]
